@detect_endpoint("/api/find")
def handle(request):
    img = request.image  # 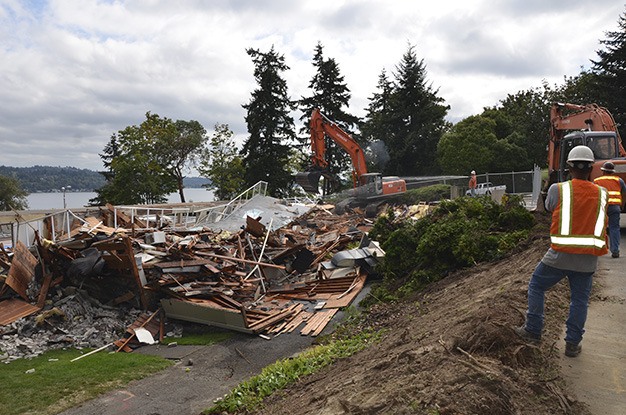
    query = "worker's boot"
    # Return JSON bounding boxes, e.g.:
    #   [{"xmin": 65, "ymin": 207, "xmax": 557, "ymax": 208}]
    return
[
  {"xmin": 513, "ymin": 325, "xmax": 541, "ymax": 343},
  {"xmin": 565, "ymin": 342, "xmax": 582, "ymax": 357}
]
